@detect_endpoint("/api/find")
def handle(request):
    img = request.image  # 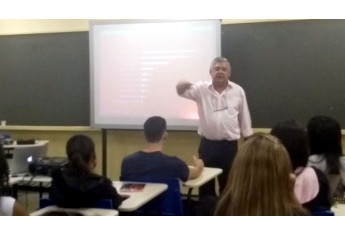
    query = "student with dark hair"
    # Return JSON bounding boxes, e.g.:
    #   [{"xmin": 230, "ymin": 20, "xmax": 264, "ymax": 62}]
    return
[
  {"xmin": 271, "ymin": 119, "xmax": 331, "ymax": 212},
  {"xmin": 50, "ymin": 135, "xmax": 122, "ymax": 209},
  {"xmin": 214, "ymin": 134, "xmax": 307, "ymax": 216},
  {"xmin": 0, "ymin": 145, "xmax": 28, "ymax": 216},
  {"xmin": 121, "ymin": 116, "xmax": 204, "ymax": 182},
  {"xmin": 307, "ymin": 115, "xmax": 345, "ymax": 193}
]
